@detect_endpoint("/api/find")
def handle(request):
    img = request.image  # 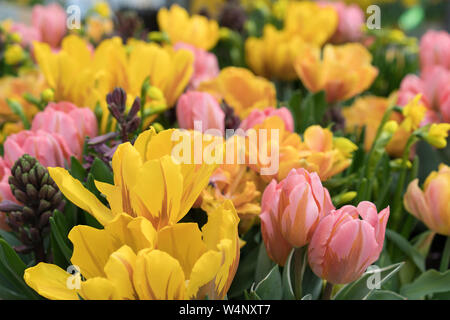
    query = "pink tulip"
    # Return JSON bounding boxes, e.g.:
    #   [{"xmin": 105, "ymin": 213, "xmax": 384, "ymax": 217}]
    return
[
  {"xmin": 31, "ymin": 102, "xmax": 98, "ymax": 158},
  {"xmin": 398, "ymin": 66, "xmax": 450, "ymax": 124},
  {"xmin": 319, "ymin": 1, "xmax": 364, "ymax": 43},
  {"xmin": 176, "ymin": 91, "xmax": 225, "ymax": 135},
  {"xmin": 404, "ymin": 164, "xmax": 450, "ymax": 236},
  {"xmin": 0, "ymin": 157, "xmax": 15, "ymax": 230},
  {"xmin": 308, "ymin": 202, "xmax": 389, "ymax": 284},
  {"xmin": 420, "ymin": 30, "xmax": 450, "ymax": 71},
  {"xmin": 10, "ymin": 23, "xmax": 42, "ymax": 48},
  {"xmin": 32, "ymin": 3, "xmax": 67, "ymax": 49},
  {"xmin": 174, "ymin": 42, "xmax": 220, "ymax": 89},
  {"xmin": 239, "ymin": 107, "xmax": 294, "ymax": 132},
  {"xmin": 3, "ymin": 130, "xmax": 72, "ymax": 168},
  {"xmin": 260, "ymin": 168, "xmax": 335, "ymax": 265}
]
